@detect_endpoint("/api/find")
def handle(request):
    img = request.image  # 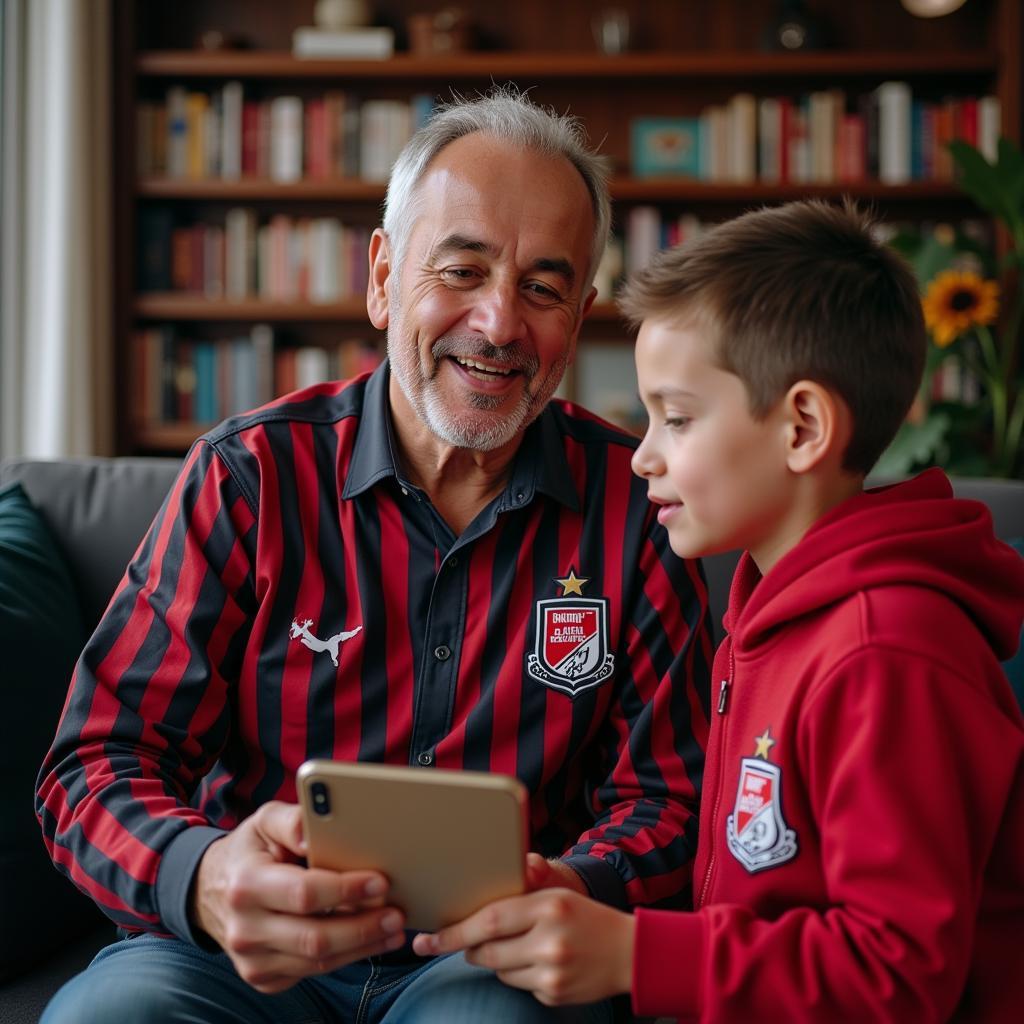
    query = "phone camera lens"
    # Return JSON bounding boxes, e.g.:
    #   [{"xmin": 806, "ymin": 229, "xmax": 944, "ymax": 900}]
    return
[{"xmin": 311, "ymin": 781, "xmax": 331, "ymax": 816}]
